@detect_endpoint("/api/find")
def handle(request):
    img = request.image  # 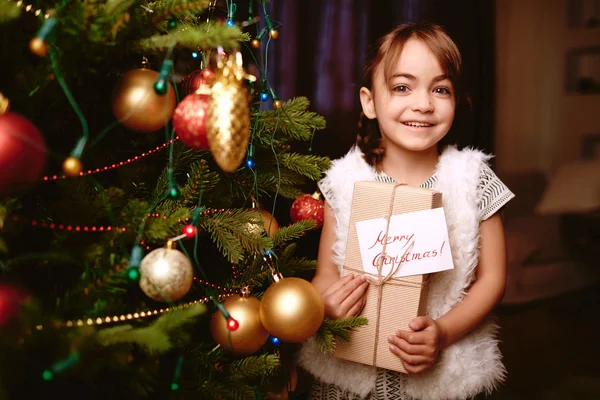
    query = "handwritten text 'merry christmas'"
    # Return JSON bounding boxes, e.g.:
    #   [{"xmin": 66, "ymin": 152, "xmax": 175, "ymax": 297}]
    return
[{"xmin": 355, "ymin": 208, "xmax": 455, "ymax": 278}]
